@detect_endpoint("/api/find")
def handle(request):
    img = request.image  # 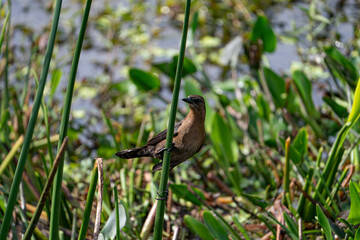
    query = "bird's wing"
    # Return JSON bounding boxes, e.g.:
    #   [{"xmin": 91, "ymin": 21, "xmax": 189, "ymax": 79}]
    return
[{"xmin": 146, "ymin": 120, "xmax": 183, "ymax": 146}]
